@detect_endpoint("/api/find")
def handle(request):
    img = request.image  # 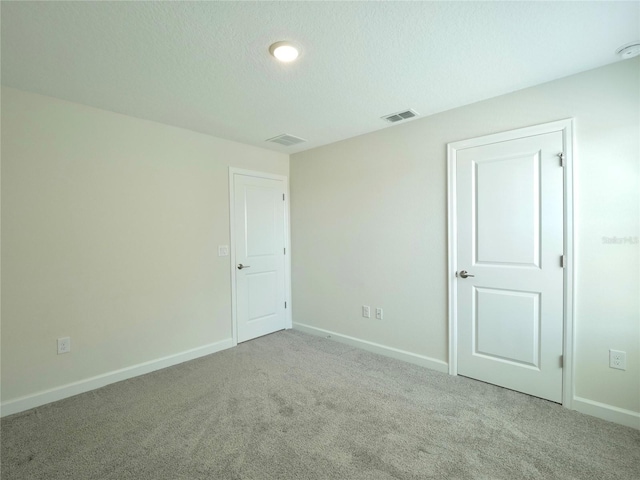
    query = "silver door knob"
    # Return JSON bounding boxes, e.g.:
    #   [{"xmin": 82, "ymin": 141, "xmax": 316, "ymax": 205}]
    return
[
  {"xmin": 458, "ymin": 270, "xmax": 474, "ymax": 278},
  {"xmin": 237, "ymin": 264, "xmax": 251, "ymax": 270}
]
